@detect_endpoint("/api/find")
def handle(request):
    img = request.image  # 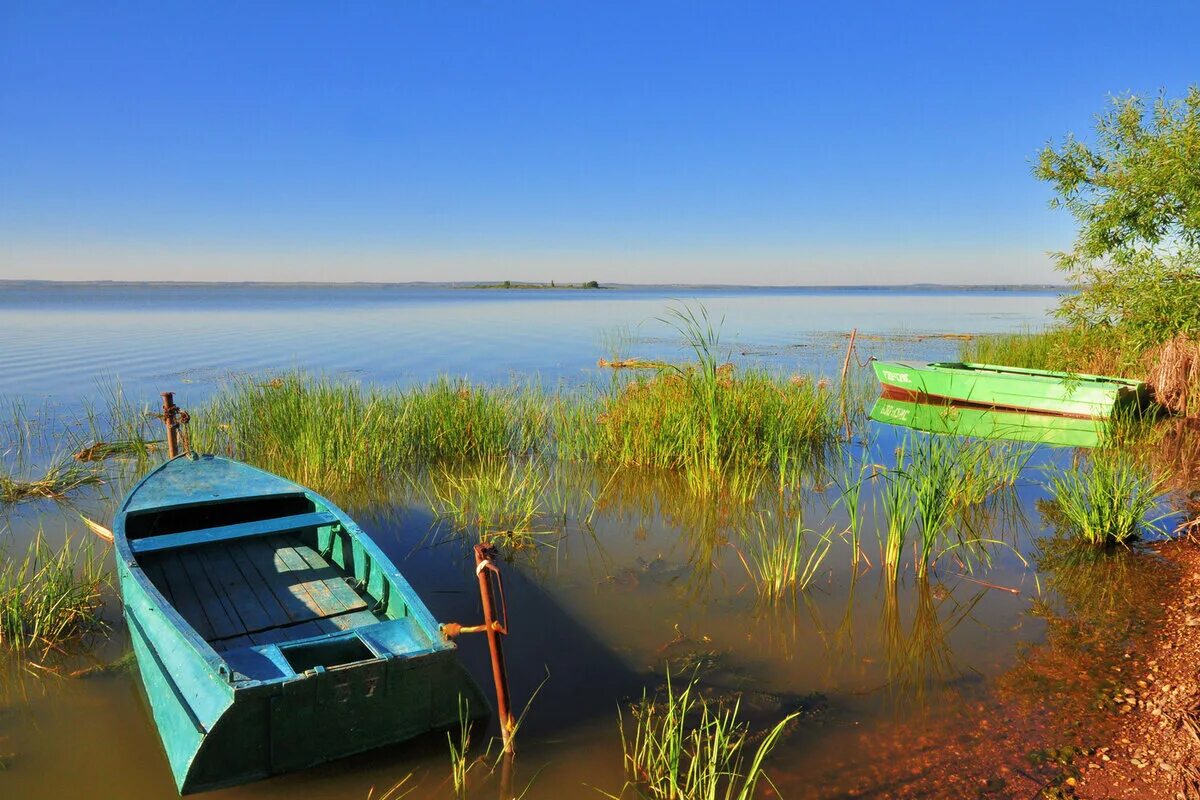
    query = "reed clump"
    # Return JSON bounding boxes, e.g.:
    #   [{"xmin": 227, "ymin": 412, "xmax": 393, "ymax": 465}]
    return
[
  {"xmin": 190, "ymin": 374, "xmax": 542, "ymax": 494},
  {"xmin": 735, "ymin": 512, "xmax": 833, "ymax": 602},
  {"xmin": 611, "ymin": 672, "xmax": 797, "ymax": 800},
  {"xmin": 0, "ymin": 533, "xmax": 107, "ymax": 650},
  {"xmin": 1043, "ymin": 452, "xmax": 1165, "ymax": 547},
  {"xmin": 557, "ymin": 307, "xmax": 836, "ymax": 486},
  {"xmin": 425, "ymin": 458, "xmax": 563, "ymax": 549},
  {"xmin": 878, "ymin": 434, "xmax": 1030, "ymax": 578}
]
